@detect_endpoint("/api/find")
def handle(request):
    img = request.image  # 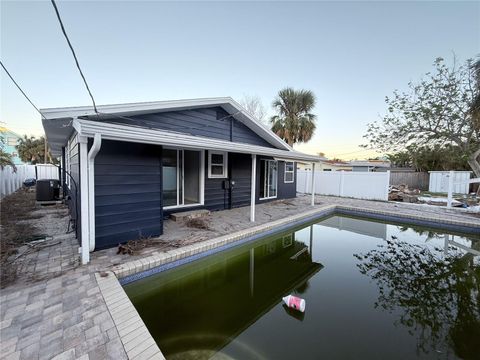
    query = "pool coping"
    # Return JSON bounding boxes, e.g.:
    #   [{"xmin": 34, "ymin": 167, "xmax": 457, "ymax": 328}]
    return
[{"xmin": 97, "ymin": 203, "xmax": 479, "ymax": 359}]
